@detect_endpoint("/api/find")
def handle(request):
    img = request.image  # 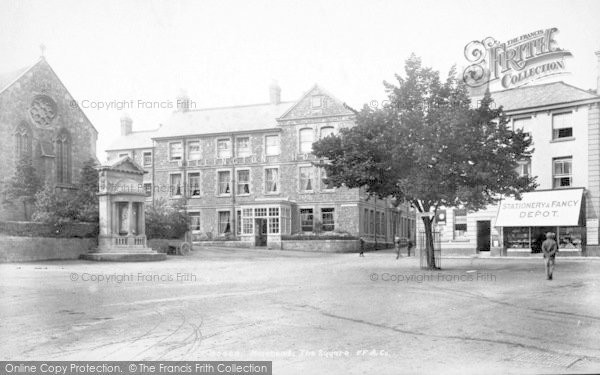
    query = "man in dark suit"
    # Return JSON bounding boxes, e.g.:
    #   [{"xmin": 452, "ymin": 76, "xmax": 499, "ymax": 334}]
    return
[{"xmin": 541, "ymin": 232, "xmax": 558, "ymax": 280}]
